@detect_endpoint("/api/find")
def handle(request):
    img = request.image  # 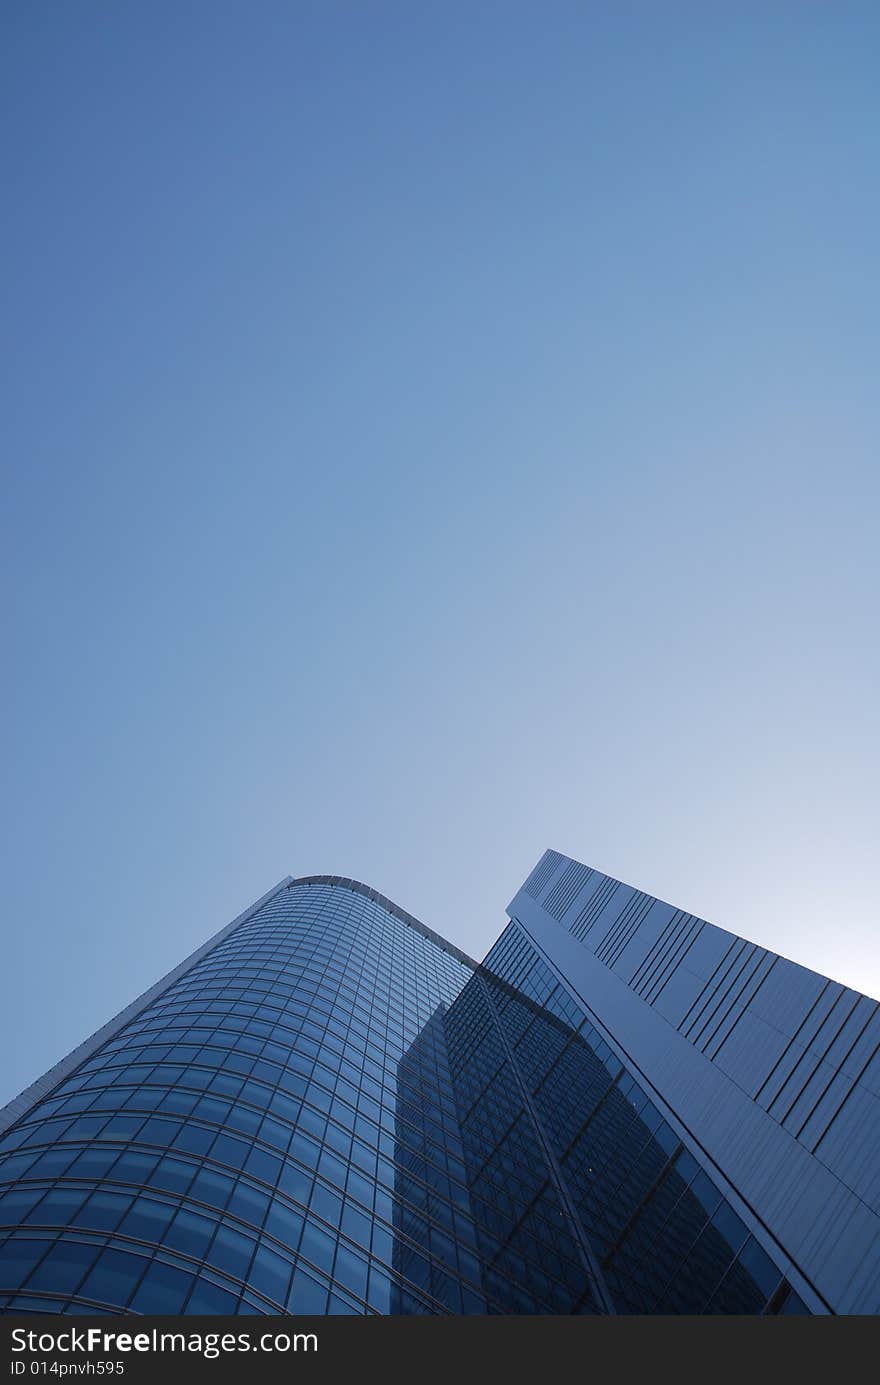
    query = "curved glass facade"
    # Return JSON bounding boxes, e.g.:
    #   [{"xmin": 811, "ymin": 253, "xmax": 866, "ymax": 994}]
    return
[{"xmin": 0, "ymin": 876, "xmax": 812, "ymax": 1314}]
